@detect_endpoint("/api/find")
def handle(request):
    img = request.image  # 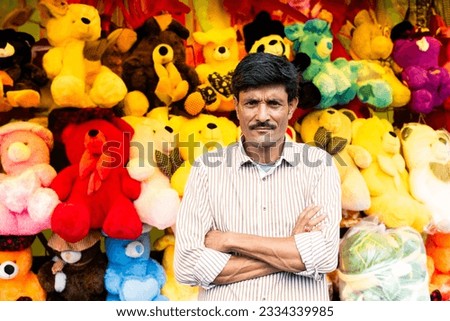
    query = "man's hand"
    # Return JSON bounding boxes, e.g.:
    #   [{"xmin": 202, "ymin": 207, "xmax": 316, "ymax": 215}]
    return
[{"xmin": 292, "ymin": 205, "xmax": 325, "ymax": 235}]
